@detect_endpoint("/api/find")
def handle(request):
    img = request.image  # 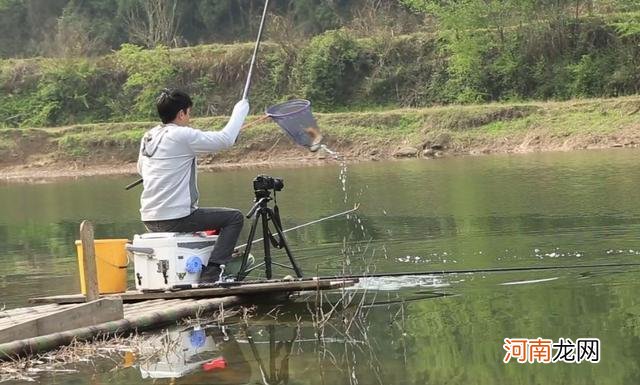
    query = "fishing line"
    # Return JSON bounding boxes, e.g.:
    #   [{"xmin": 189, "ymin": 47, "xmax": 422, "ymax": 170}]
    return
[{"xmin": 236, "ymin": 204, "xmax": 359, "ymax": 249}]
